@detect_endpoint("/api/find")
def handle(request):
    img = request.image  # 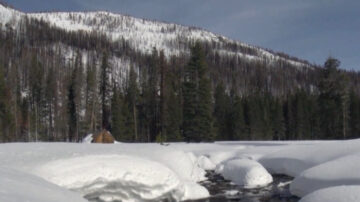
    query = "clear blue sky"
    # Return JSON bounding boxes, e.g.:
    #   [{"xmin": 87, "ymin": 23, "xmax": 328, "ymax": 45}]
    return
[{"xmin": 5, "ymin": 0, "xmax": 360, "ymax": 70}]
